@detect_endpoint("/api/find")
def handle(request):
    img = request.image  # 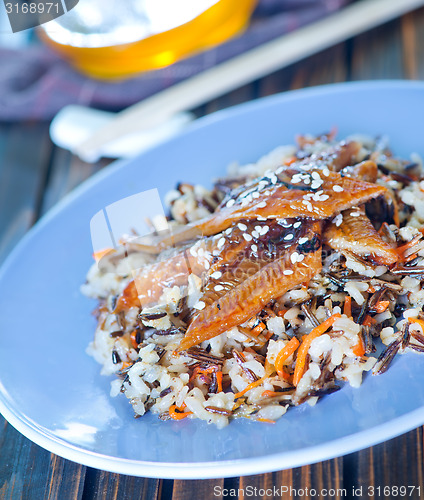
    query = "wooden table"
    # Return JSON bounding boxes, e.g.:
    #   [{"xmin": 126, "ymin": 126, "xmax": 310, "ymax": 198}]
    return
[{"xmin": 1, "ymin": 7, "xmax": 424, "ymax": 500}]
